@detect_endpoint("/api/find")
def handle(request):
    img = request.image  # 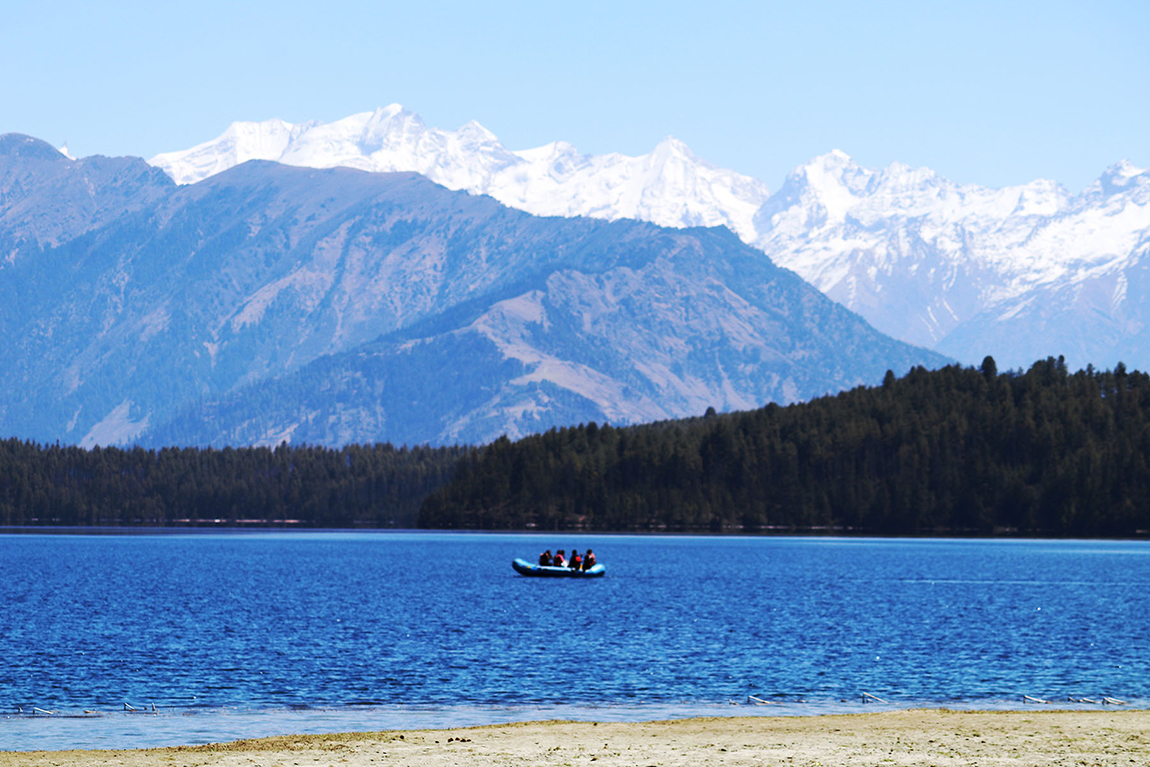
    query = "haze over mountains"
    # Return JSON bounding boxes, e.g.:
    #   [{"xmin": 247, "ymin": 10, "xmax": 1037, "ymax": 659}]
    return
[
  {"xmin": 0, "ymin": 133, "xmax": 941, "ymax": 448},
  {"xmin": 153, "ymin": 105, "xmax": 1150, "ymax": 372}
]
